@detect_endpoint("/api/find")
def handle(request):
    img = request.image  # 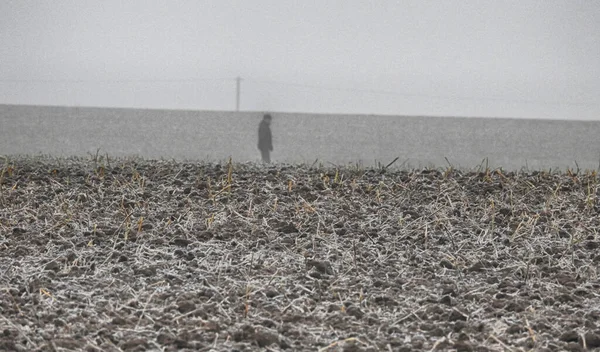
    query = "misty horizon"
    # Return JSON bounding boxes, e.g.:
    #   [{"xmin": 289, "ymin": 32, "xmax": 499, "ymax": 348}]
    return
[{"xmin": 1, "ymin": 1, "xmax": 599, "ymax": 120}]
